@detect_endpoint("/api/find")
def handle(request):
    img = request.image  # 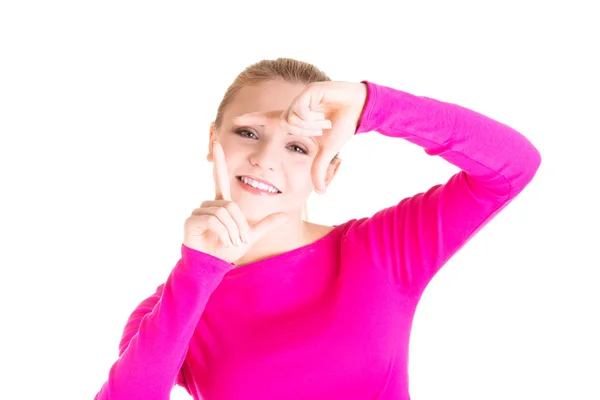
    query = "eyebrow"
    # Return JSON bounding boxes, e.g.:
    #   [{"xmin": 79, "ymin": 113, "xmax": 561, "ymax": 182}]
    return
[{"xmin": 231, "ymin": 120, "xmax": 265, "ymax": 128}]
